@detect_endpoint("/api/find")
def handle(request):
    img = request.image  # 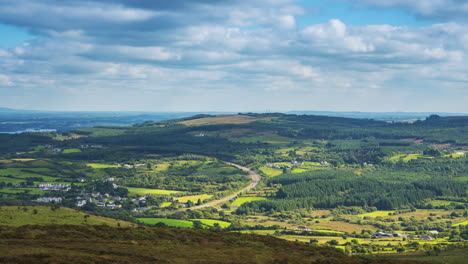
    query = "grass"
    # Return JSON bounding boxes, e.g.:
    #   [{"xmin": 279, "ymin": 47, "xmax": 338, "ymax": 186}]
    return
[
  {"xmin": 11, "ymin": 158, "xmax": 36, "ymax": 162},
  {"xmin": 126, "ymin": 187, "xmax": 180, "ymax": 195},
  {"xmin": 0, "ymin": 188, "xmax": 46, "ymax": 195},
  {"xmin": 190, "ymin": 219, "xmax": 231, "ymax": 228},
  {"xmin": 357, "ymin": 211, "xmax": 395, "ymax": 218},
  {"xmin": 137, "ymin": 218, "xmax": 194, "ymax": 228},
  {"xmin": 231, "ymin": 197, "xmax": 268, "ymax": 207},
  {"xmin": 178, "ymin": 115, "xmax": 275, "ymax": 126},
  {"xmin": 259, "ymin": 166, "xmax": 283, "ymax": 177},
  {"xmin": 453, "ymin": 220, "xmax": 468, "ymax": 226},
  {"xmin": 86, "ymin": 163, "xmax": 119, "ymax": 169},
  {"xmin": 0, "ymin": 206, "xmax": 132, "ymax": 227},
  {"xmin": 62, "ymin": 149, "xmax": 81, "ymax": 154},
  {"xmin": 388, "ymin": 154, "xmax": 433, "ymax": 162},
  {"xmin": 175, "ymin": 194, "xmax": 213, "ymax": 203},
  {"xmin": 388, "ymin": 248, "xmax": 468, "ymax": 264},
  {"xmin": 426, "ymin": 200, "xmax": 465, "ymax": 206},
  {"xmin": 76, "ymin": 127, "xmax": 128, "ymax": 137}
]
